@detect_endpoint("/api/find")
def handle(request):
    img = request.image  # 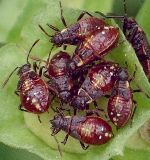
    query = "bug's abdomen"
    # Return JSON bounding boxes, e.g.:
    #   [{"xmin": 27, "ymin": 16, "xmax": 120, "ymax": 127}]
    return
[
  {"xmin": 77, "ymin": 116, "xmax": 113, "ymax": 145},
  {"xmin": 108, "ymin": 91, "xmax": 133, "ymax": 127},
  {"xmin": 20, "ymin": 78, "xmax": 50, "ymax": 113},
  {"xmin": 79, "ymin": 17, "xmax": 107, "ymax": 37}
]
